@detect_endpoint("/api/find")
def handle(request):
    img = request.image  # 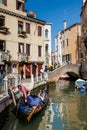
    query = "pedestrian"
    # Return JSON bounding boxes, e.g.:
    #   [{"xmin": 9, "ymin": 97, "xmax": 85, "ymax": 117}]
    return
[
  {"xmin": 40, "ymin": 68, "xmax": 44, "ymax": 77},
  {"xmin": 21, "ymin": 69, "xmax": 24, "ymax": 79},
  {"xmin": 0, "ymin": 66, "xmax": 5, "ymax": 78}
]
